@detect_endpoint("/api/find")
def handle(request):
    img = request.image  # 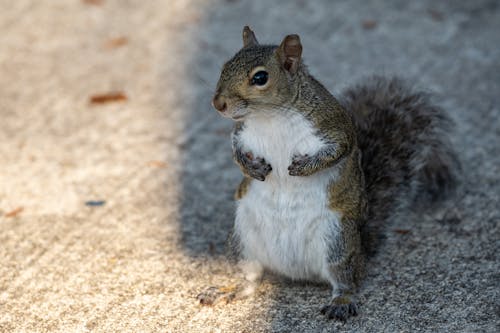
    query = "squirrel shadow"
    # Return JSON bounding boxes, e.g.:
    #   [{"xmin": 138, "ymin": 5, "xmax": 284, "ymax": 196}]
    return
[
  {"xmin": 154, "ymin": 13, "xmax": 242, "ymax": 258},
  {"xmin": 176, "ymin": 55, "xmax": 240, "ymax": 258},
  {"xmin": 177, "ymin": 119, "xmax": 239, "ymax": 258}
]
